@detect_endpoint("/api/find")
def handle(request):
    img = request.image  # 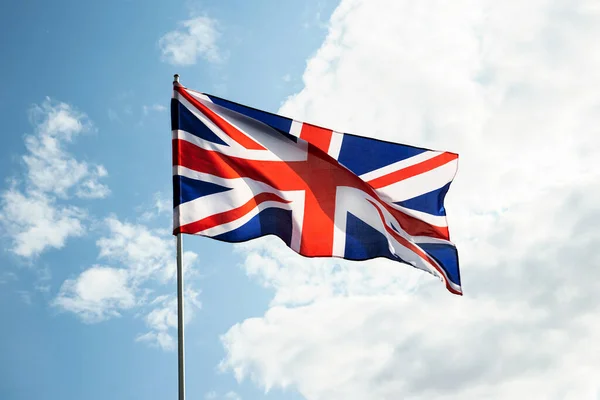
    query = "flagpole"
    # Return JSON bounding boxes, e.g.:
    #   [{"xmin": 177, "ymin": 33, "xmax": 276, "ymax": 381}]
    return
[
  {"xmin": 174, "ymin": 73, "xmax": 186, "ymax": 400},
  {"xmin": 176, "ymin": 233, "xmax": 185, "ymax": 400}
]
